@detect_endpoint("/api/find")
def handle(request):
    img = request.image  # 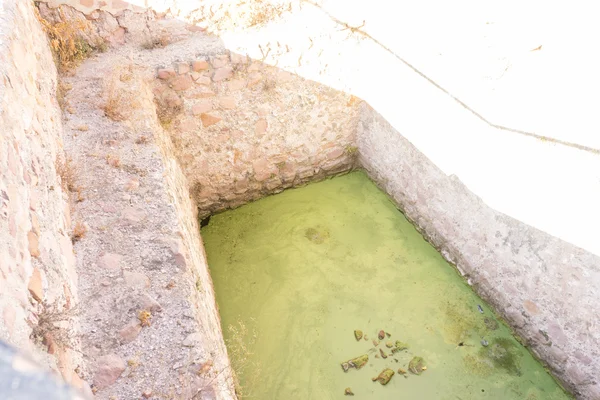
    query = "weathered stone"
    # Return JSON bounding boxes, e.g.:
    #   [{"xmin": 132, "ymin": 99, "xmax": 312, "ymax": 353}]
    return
[
  {"xmin": 255, "ymin": 119, "xmax": 268, "ymax": 134},
  {"xmin": 219, "ymin": 96, "xmax": 236, "ymax": 110},
  {"xmin": 122, "ymin": 207, "xmax": 146, "ymax": 223},
  {"xmin": 252, "ymin": 159, "xmax": 276, "ymax": 182},
  {"xmin": 210, "ymin": 55, "xmax": 229, "ymax": 68},
  {"xmin": 230, "ymin": 53, "xmax": 248, "ymax": 64},
  {"xmin": 192, "ymin": 102, "xmax": 212, "ymax": 116},
  {"xmin": 140, "ymin": 293, "xmax": 162, "ymax": 312},
  {"xmin": 94, "ymin": 354, "xmax": 126, "ymax": 389},
  {"xmin": 119, "ymin": 319, "xmax": 142, "ymax": 343},
  {"xmin": 27, "ymin": 231, "xmax": 40, "ymax": 257},
  {"xmin": 182, "ymin": 332, "xmax": 202, "ymax": 347},
  {"xmin": 212, "ymin": 67, "xmax": 233, "ymax": 82},
  {"xmin": 523, "ymin": 300, "xmax": 540, "ymax": 315},
  {"xmin": 227, "ymin": 79, "xmax": 246, "ymax": 91},
  {"xmin": 157, "ymin": 68, "xmax": 176, "ymax": 80},
  {"xmin": 97, "ymin": 253, "xmax": 123, "ymax": 269},
  {"xmin": 200, "ymin": 113, "xmax": 222, "ymax": 127},
  {"xmin": 28, "ymin": 268, "xmax": 43, "ymax": 302},
  {"xmin": 192, "ymin": 60, "xmax": 210, "ymax": 71},
  {"xmin": 190, "ymin": 87, "xmax": 216, "ymax": 98},
  {"xmin": 327, "ymin": 148, "xmax": 344, "ymax": 160},
  {"xmin": 194, "ymin": 75, "xmax": 212, "ymax": 86},
  {"xmin": 176, "ymin": 62, "xmax": 190, "ymax": 74},
  {"xmin": 123, "ymin": 271, "xmax": 150, "ymax": 289},
  {"xmin": 170, "ymin": 75, "xmax": 193, "ymax": 91}
]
